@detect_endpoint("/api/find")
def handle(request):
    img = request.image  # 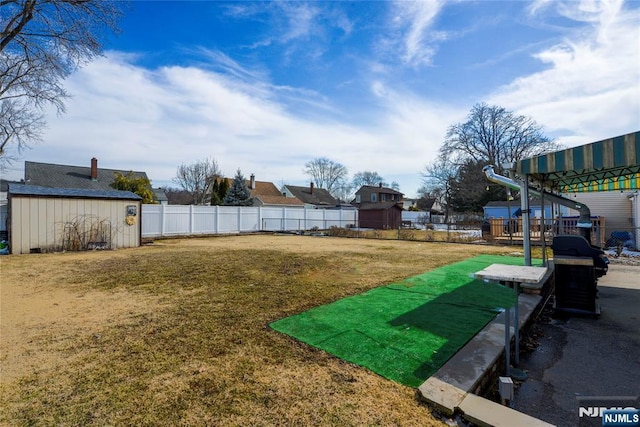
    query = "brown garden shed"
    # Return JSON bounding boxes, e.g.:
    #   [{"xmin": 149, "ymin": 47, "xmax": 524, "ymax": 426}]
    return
[
  {"xmin": 8, "ymin": 184, "xmax": 142, "ymax": 254},
  {"xmin": 357, "ymin": 202, "xmax": 404, "ymax": 229}
]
